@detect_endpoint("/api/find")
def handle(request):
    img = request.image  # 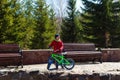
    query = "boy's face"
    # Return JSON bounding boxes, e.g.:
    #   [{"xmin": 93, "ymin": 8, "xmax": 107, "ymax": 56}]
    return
[{"xmin": 56, "ymin": 35, "xmax": 60, "ymax": 40}]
